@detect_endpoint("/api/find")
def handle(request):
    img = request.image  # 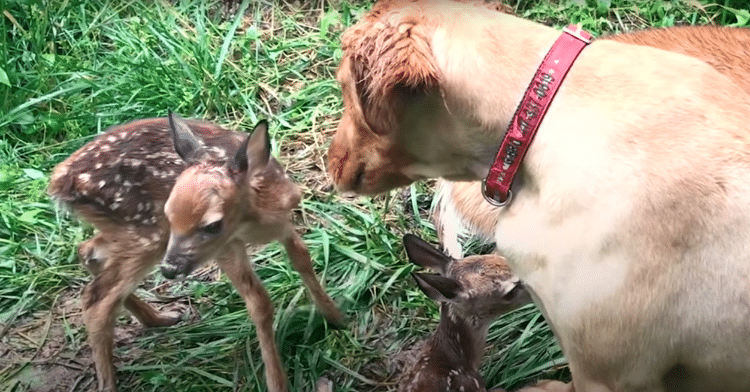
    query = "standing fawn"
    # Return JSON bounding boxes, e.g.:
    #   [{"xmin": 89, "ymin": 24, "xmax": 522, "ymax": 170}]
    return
[
  {"xmin": 398, "ymin": 234, "xmax": 531, "ymax": 392},
  {"xmin": 48, "ymin": 112, "xmax": 344, "ymax": 392}
]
